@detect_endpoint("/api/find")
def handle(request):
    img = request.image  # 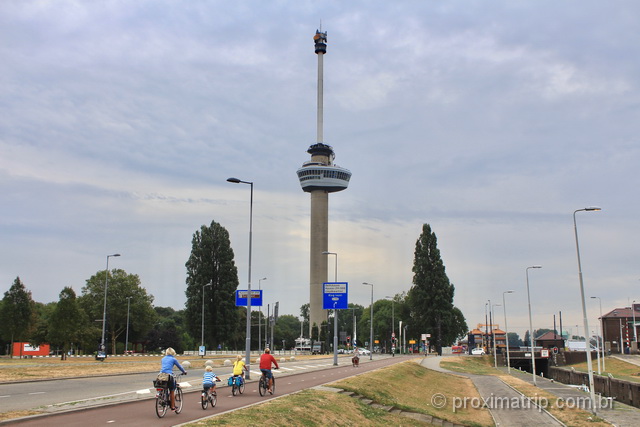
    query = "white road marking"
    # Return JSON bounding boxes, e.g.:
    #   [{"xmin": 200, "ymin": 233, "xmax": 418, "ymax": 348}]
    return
[{"xmin": 28, "ymin": 392, "xmax": 46, "ymax": 395}]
